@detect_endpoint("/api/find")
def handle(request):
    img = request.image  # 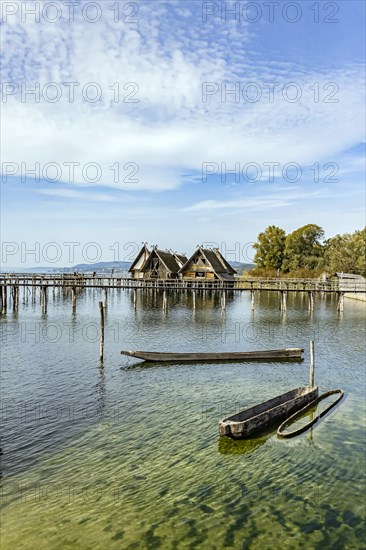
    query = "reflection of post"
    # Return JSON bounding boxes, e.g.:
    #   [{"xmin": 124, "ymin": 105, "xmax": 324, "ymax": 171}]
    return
[
  {"xmin": 308, "ymin": 414, "xmax": 314, "ymax": 445},
  {"xmin": 99, "ymin": 301, "xmax": 105, "ymax": 361},
  {"xmin": 337, "ymin": 292, "xmax": 344, "ymax": 313},
  {"xmin": 308, "ymin": 291, "xmax": 314, "ymax": 312},
  {"xmin": 133, "ymin": 289, "xmax": 137, "ymax": 309},
  {"xmin": 163, "ymin": 290, "xmax": 167, "ymax": 311},
  {"xmin": 221, "ymin": 291, "xmax": 226, "ymax": 311},
  {"xmin": 251, "ymin": 290, "xmax": 255, "ymax": 311},
  {"xmin": 309, "ymin": 340, "xmax": 315, "ymax": 388}
]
